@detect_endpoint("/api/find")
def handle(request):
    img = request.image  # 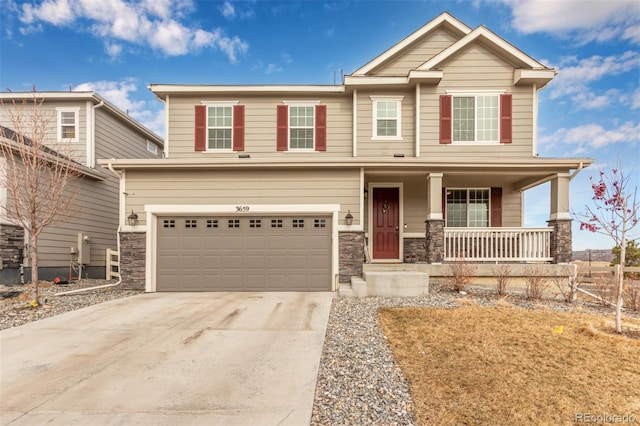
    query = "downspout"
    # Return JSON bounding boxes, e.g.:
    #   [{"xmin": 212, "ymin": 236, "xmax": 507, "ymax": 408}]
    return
[
  {"xmin": 88, "ymin": 100, "xmax": 104, "ymax": 168},
  {"xmin": 56, "ymin": 160, "xmax": 122, "ymax": 296},
  {"xmin": 569, "ymin": 162, "xmax": 585, "ymax": 181}
]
